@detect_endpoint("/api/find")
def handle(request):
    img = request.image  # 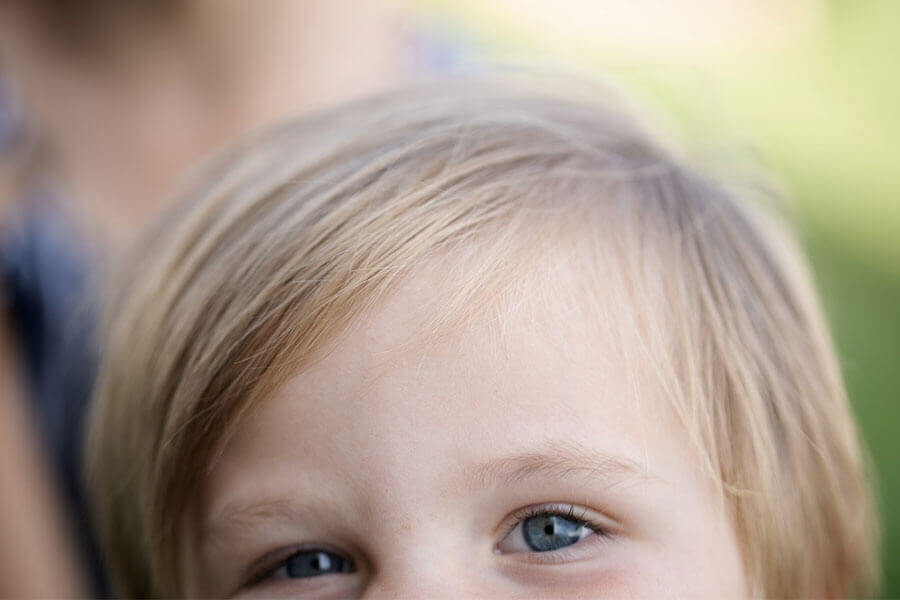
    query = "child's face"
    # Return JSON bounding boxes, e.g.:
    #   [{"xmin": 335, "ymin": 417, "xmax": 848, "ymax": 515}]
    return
[{"xmin": 190, "ymin": 260, "xmax": 748, "ymax": 599}]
